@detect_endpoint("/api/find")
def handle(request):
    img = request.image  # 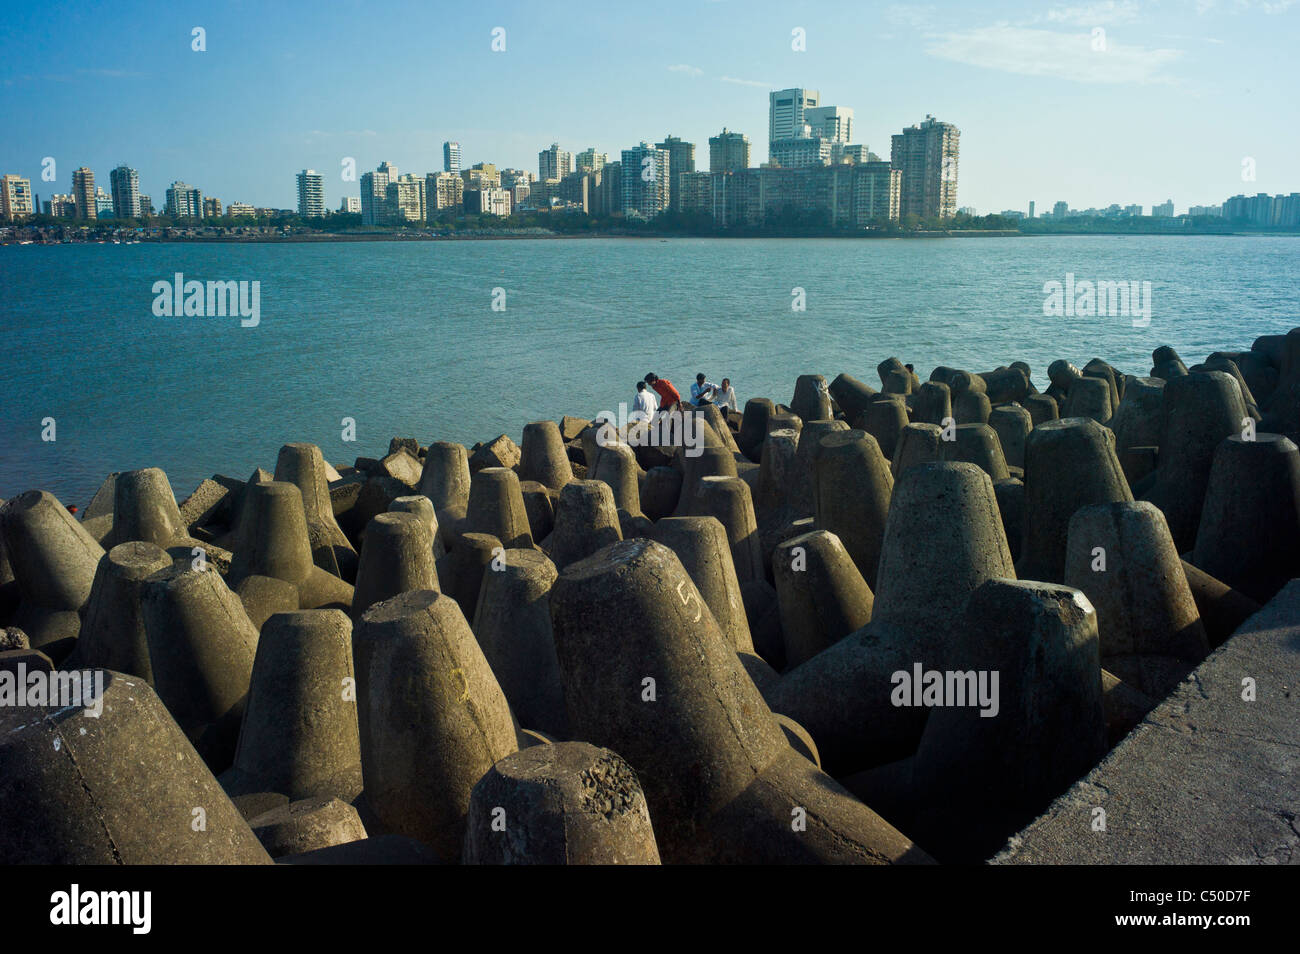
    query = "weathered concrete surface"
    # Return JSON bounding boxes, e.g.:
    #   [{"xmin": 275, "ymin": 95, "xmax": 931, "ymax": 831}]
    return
[{"xmin": 994, "ymin": 579, "xmax": 1300, "ymax": 864}]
